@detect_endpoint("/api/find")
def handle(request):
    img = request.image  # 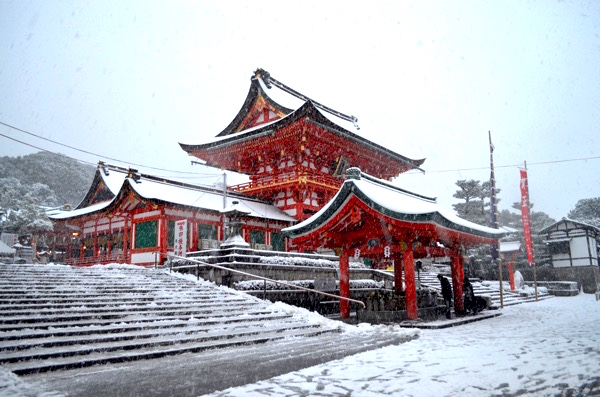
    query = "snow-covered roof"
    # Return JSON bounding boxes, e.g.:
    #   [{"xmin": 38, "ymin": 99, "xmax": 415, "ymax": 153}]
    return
[
  {"xmin": 538, "ymin": 217, "xmax": 600, "ymax": 235},
  {"xmin": 49, "ymin": 200, "xmax": 115, "ymax": 220},
  {"xmin": 0, "ymin": 239, "xmax": 15, "ymax": 254},
  {"xmin": 499, "ymin": 241, "xmax": 521, "ymax": 252},
  {"xmin": 50, "ymin": 166, "xmax": 296, "ymax": 223},
  {"xmin": 178, "ymin": 71, "xmax": 424, "ymax": 172},
  {"xmin": 284, "ymin": 167, "xmax": 504, "ymax": 241}
]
